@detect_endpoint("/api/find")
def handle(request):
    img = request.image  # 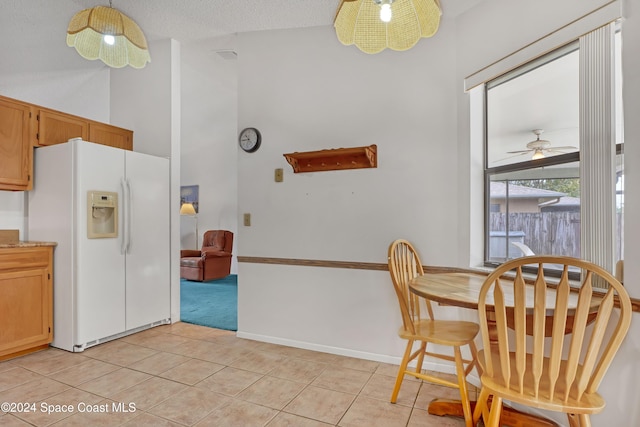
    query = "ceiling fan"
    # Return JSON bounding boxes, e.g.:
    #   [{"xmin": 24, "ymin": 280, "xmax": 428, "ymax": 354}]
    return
[{"xmin": 504, "ymin": 129, "xmax": 577, "ymax": 161}]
